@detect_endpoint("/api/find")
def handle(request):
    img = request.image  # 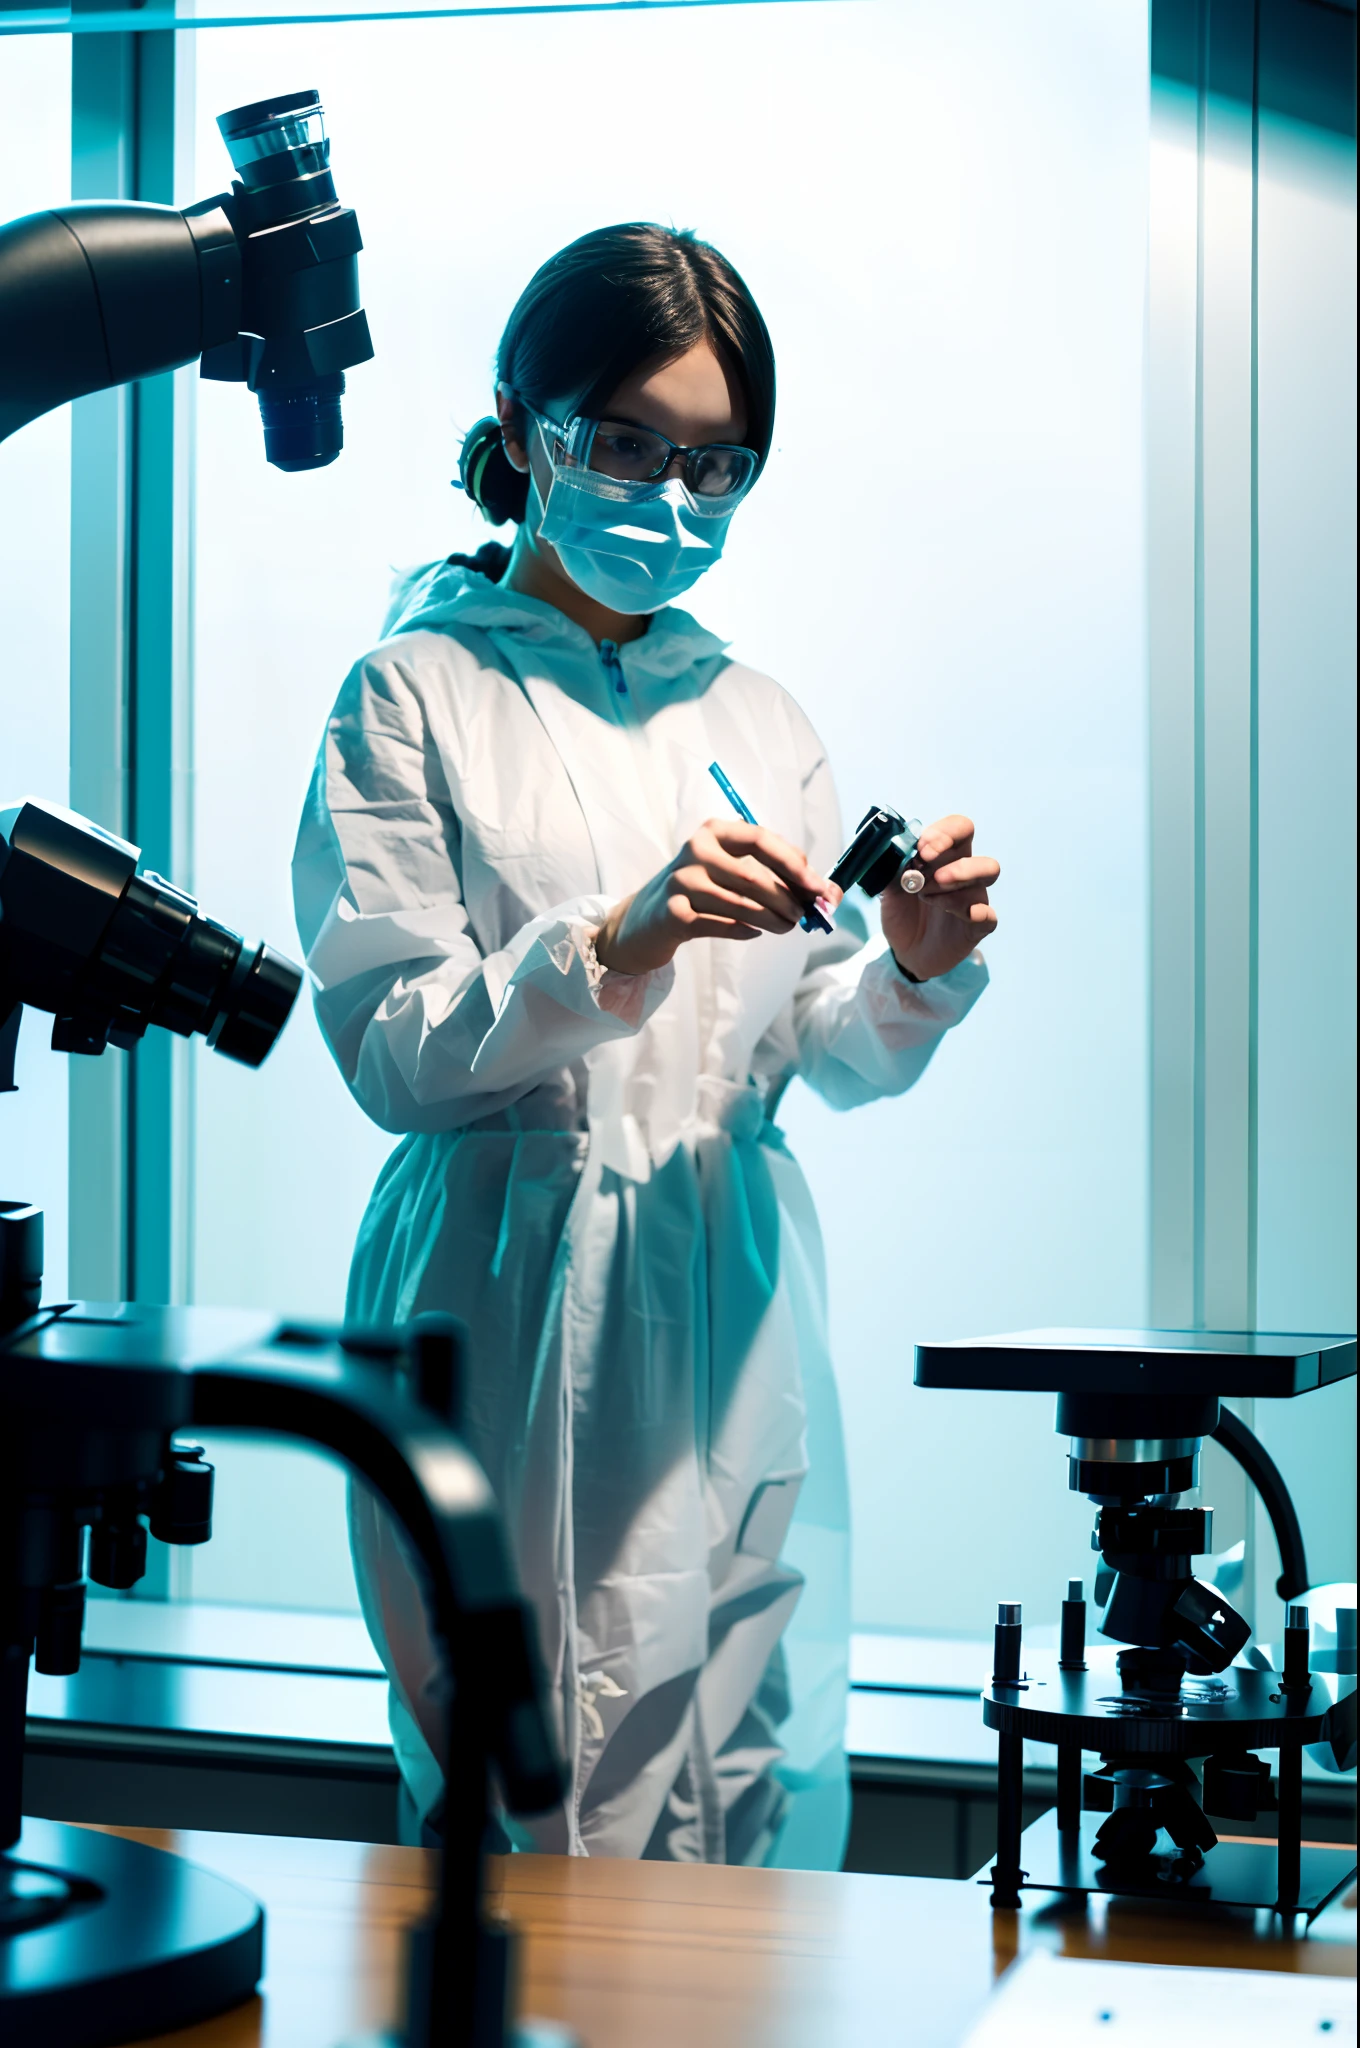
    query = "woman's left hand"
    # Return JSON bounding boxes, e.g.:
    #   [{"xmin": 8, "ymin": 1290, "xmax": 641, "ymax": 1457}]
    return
[{"xmin": 880, "ymin": 814, "xmax": 999, "ymax": 981}]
